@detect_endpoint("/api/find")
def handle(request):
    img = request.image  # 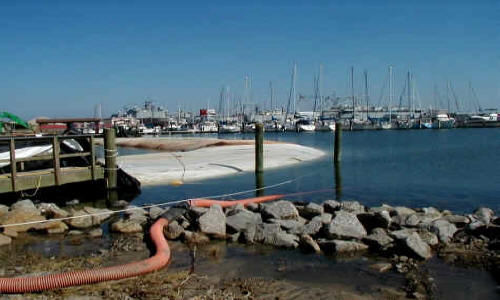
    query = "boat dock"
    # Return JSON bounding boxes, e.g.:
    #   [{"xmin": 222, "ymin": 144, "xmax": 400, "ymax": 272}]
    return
[{"xmin": 0, "ymin": 134, "xmax": 105, "ymax": 194}]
